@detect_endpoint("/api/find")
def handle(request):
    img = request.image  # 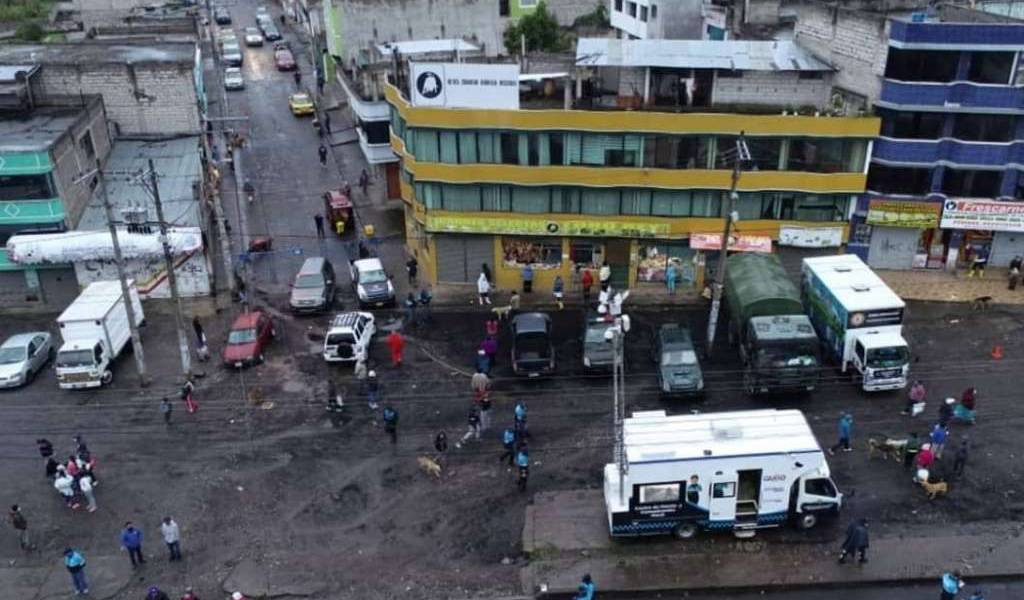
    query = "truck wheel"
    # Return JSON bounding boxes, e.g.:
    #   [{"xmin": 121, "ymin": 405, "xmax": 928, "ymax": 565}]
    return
[
  {"xmin": 673, "ymin": 523, "xmax": 698, "ymax": 540},
  {"xmin": 797, "ymin": 512, "xmax": 819, "ymax": 530},
  {"xmin": 101, "ymin": 370, "xmax": 113, "ymax": 385}
]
